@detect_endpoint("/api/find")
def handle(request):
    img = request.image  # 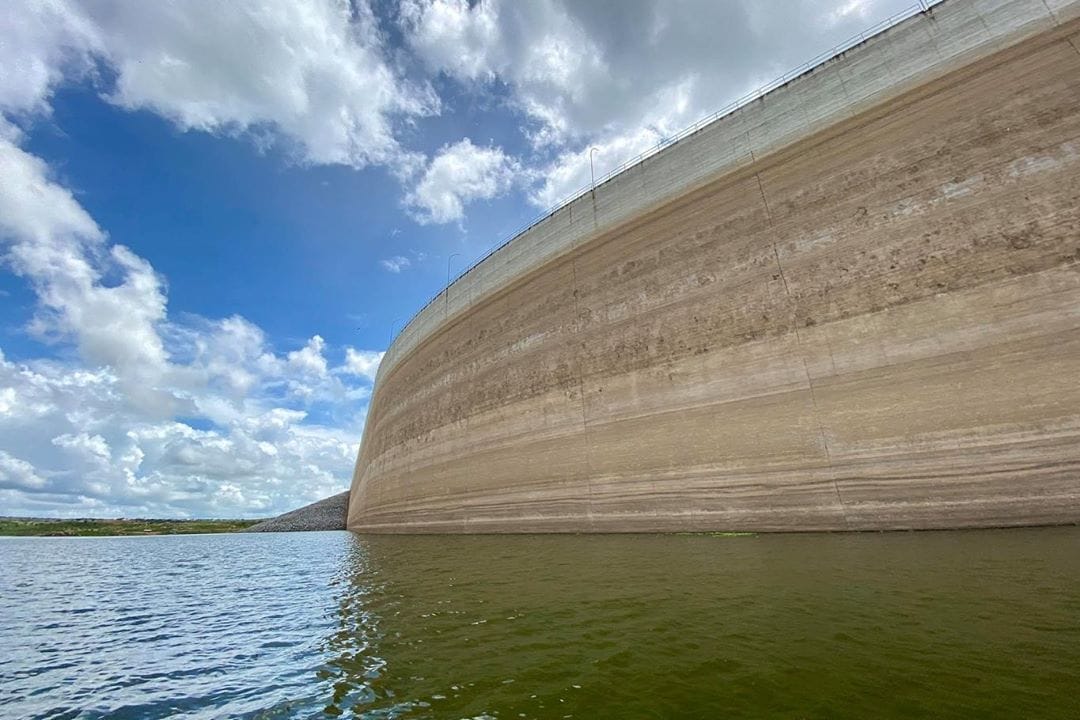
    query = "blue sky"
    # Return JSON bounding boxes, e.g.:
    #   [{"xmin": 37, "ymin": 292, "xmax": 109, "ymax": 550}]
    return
[
  {"xmin": 9, "ymin": 85, "xmax": 528, "ymax": 364},
  {"xmin": 0, "ymin": 0, "xmax": 920, "ymax": 518}
]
